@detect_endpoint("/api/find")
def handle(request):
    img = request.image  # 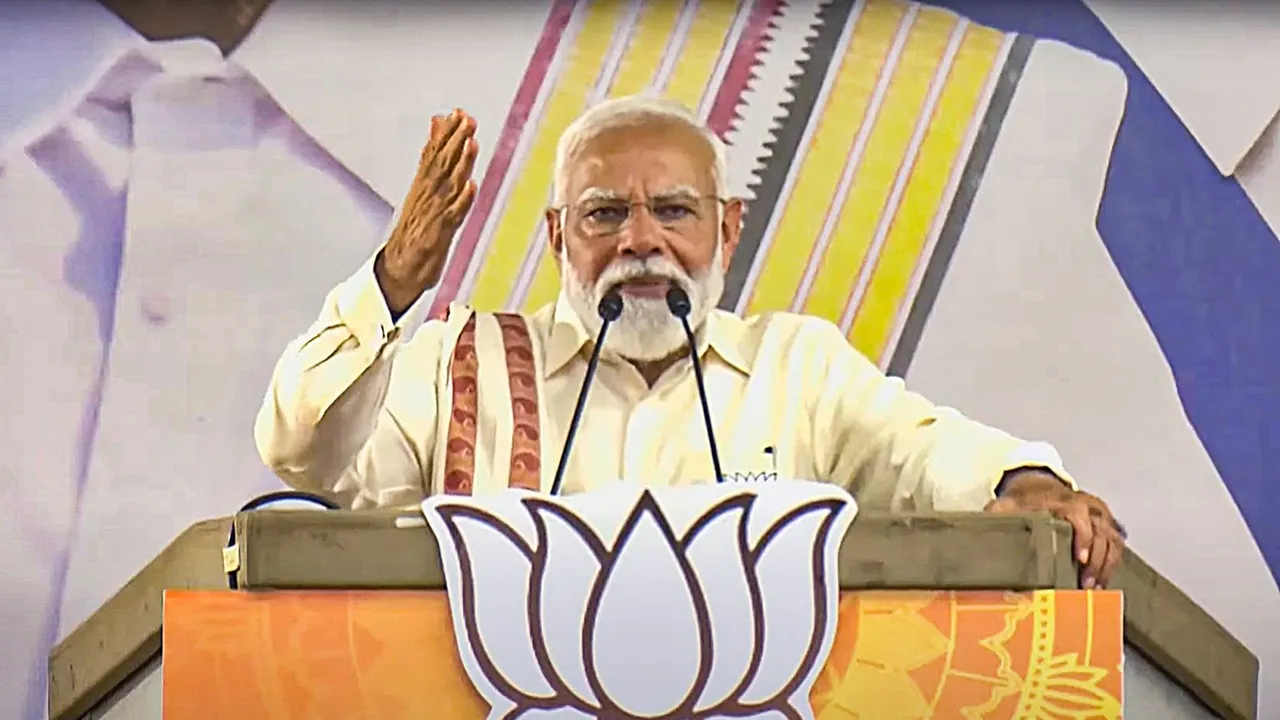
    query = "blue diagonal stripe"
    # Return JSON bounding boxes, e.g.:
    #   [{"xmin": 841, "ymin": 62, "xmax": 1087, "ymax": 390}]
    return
[{"xmin": 928, "ymin": 0, "xmax": 1280, "ymax": 583}]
